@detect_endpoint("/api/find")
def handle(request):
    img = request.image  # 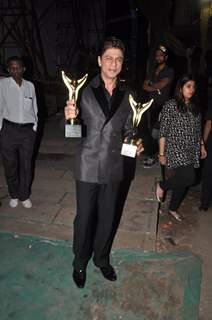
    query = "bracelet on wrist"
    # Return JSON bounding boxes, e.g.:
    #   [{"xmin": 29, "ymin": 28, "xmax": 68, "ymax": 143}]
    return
[
  {"xmin": 158, "ymin": 154, "xmax": 165, "ymax": 157},
  {"xmin": 200, "ymin": 139, "xmax": 205, "ymax": 145}
]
